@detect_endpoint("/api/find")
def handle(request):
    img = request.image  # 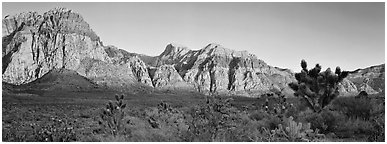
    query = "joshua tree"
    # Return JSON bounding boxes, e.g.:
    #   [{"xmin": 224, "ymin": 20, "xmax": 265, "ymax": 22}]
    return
[{"xmin": 288, "ymin": 60, "xmax": 348, "ymax": 113}]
